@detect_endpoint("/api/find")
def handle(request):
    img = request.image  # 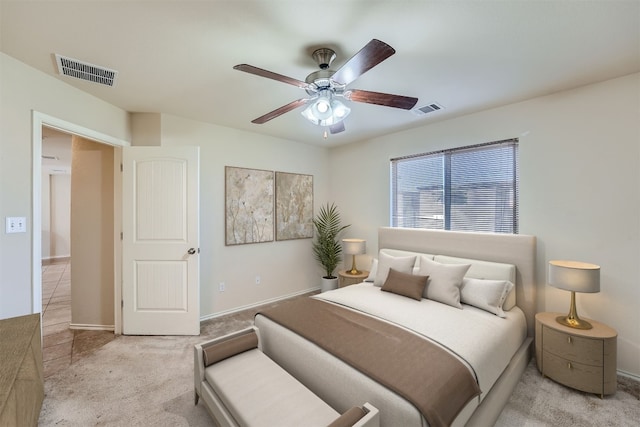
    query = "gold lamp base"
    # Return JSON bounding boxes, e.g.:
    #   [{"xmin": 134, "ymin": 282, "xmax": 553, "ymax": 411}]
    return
[
  {"xmin": 556, "ymin": 290, "xmax": 593, "ymax": 330},
  {"xmin": 555, "ymin": 315, "xmax": 593, "ymax": 330},
  {"xmin": 346, "ymin": 254, "xmax": 361, "ymax": 275}
]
